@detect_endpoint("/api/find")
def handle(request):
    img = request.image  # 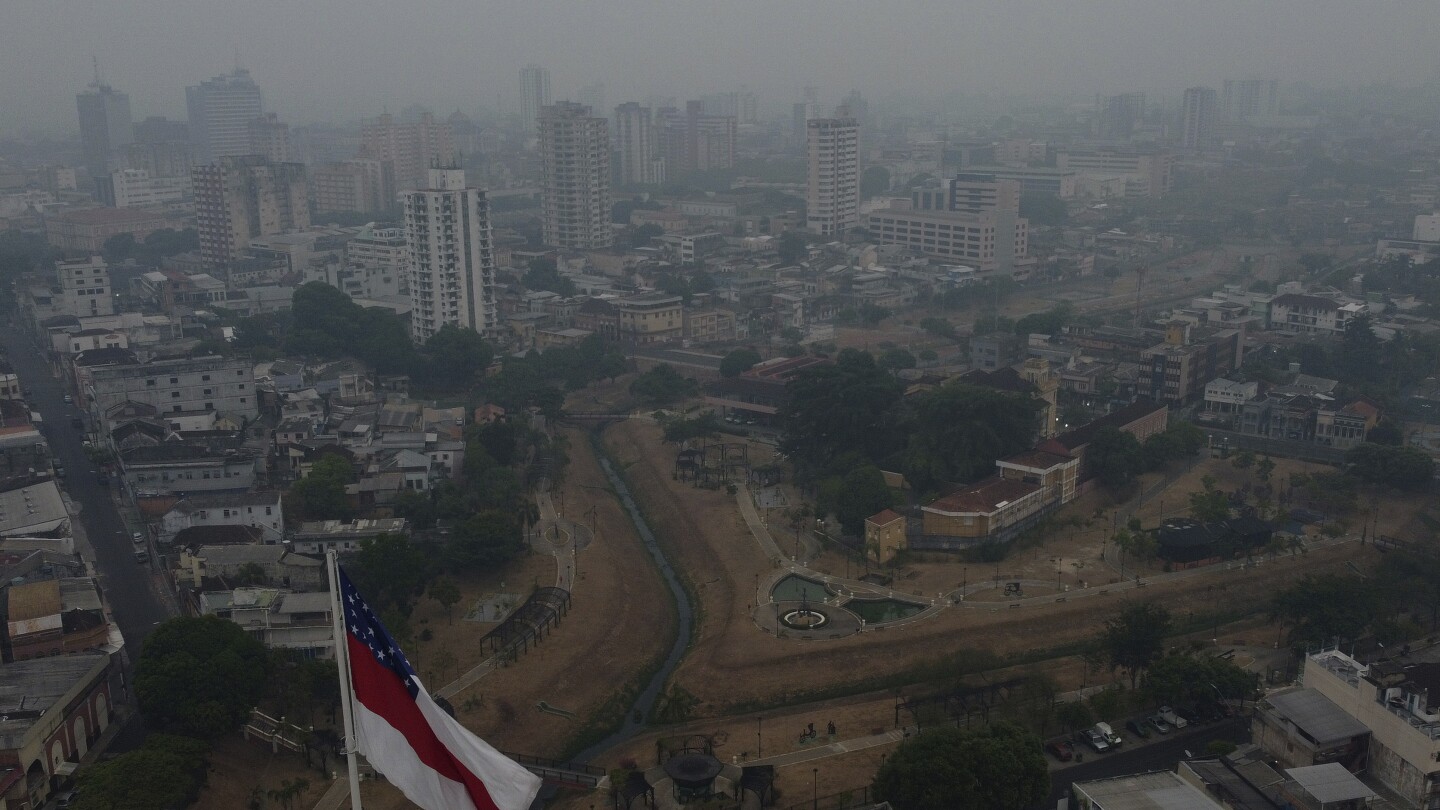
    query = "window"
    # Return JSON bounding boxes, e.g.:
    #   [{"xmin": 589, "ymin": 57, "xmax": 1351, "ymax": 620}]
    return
[
  {"xmin": 203, "ymin": 389, "xmax": 212, "ymax": 396},
  {"xmin": 170, "ymin": 377, "xmax": 178, "ymax": 384},
  {"xmin": 202, "ymin": 375, "xmax": 211, "ymax": 382},
  {"xmin": 171, "ymin": 391, "xmax": 180, "ymax": 398},
  {"xmin": 265, "ymin": 507, "xmax": 272, "ymax": 516},
  {"xmin": 146, "ymin": 379, "xmax": 156, "ymax": 387}
]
